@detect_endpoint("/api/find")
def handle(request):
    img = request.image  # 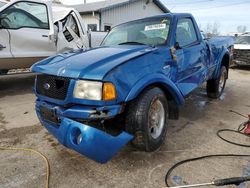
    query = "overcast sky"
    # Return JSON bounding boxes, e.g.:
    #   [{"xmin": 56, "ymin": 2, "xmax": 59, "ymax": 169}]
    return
[{"xmin": 60, "ymin": 0, "xmax": 250, "ymax": 34}]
